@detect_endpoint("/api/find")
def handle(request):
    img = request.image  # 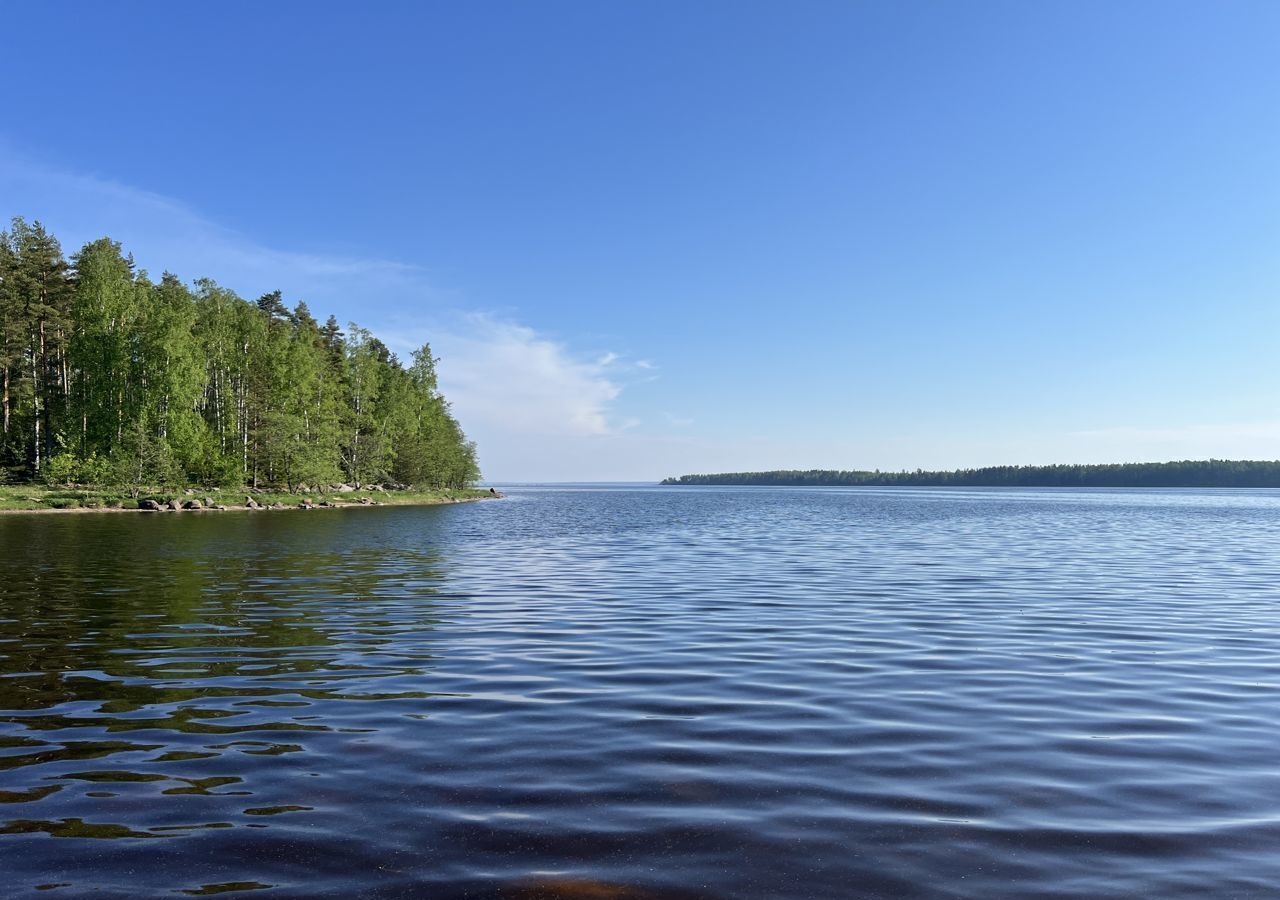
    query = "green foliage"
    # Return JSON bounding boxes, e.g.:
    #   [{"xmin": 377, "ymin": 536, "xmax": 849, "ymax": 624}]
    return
[
  {"xmin": 662, "ymin": 460, "xmax": 1280, "ymax": 489},
  {"xmin": 39, "ymin": 452, "xmax": 79, "ymax": 486},
  {"xmin": 0, "ymin": 219, "xmax": 481, "ymax": 491},
  {"xmin": 80, "ymin": 453, "xmax": 114, "ymax": 485},
  {"xmin": 110, "ymin": 419, "xmax": 184, "ymax": 496},
  {"xmin": 0, "ymin": 217, "xmax": 74, "ymax": 475}
]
